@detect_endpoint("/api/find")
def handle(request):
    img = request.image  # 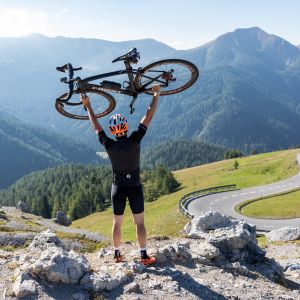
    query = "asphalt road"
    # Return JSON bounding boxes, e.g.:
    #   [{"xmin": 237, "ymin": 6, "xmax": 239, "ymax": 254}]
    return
[{"xmin": 187, "ymin": 154, "xmax": 300, "ymax": 231}]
